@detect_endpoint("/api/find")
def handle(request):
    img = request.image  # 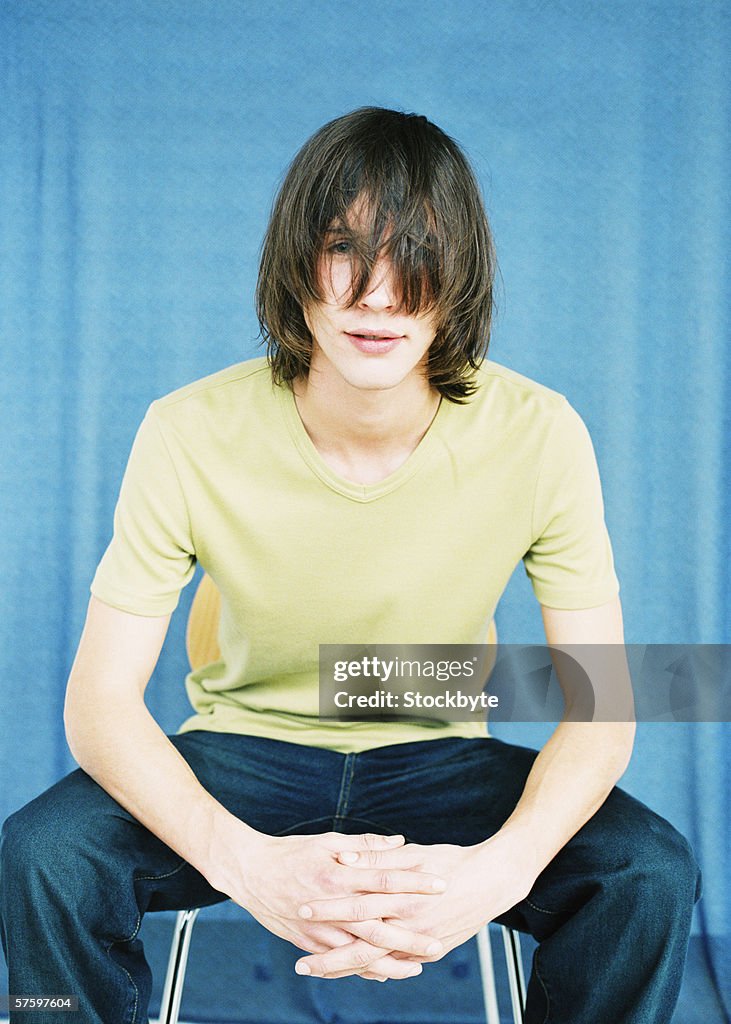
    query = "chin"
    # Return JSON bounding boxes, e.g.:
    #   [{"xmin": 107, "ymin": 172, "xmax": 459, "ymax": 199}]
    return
[{"xmin": 342, "ymin": 367, "xmax": 413, "ymax": 392}]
